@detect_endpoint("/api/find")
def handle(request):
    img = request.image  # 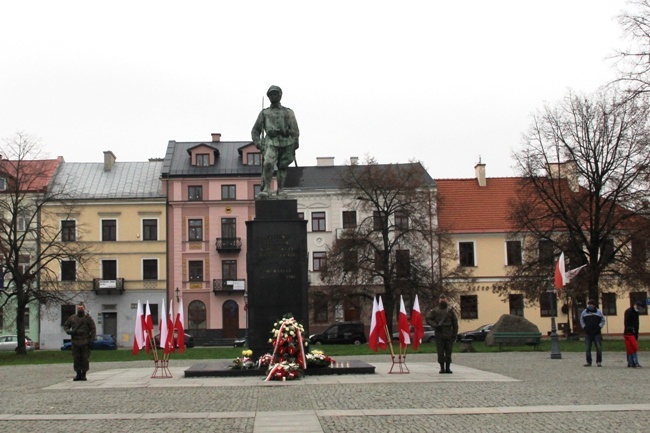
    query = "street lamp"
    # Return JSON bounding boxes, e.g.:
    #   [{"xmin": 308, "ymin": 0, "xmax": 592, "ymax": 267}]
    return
[
  {"xmin": 175, "ymin": 287, "xmax": 180, "ymax": 302},
  {"xmin": 548, "ymin": 280, "xmax": 562, "ymax": 359}
]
